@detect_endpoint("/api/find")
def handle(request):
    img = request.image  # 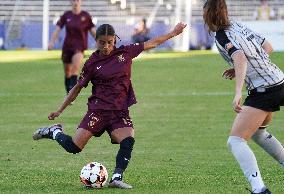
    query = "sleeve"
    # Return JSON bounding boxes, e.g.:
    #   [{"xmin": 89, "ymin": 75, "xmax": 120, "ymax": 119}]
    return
[
  {"xmin": 78, "ymin": 58, "xmax": 94, "ymax": 88},
  {"xmin": 125, "ymin": 43, "xmax": 144, "ymax": 59},
  {"xmin": 252, "ymin": 31, "xmax": 266, "ymax": 46},
  {"xmin": 86, "ymin": 12, "xmax": 95, "ymax": 30},
  {"xmin": 56, "ymin": 13, "xmax": 66, "ymax": 29},
  {"xmin": 242, "ymin": 22, "xmax": 266, "ymax": 46},
  {"xmin": 215, "ymin": 30, "xmax": 241, "ymax": 57}
]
